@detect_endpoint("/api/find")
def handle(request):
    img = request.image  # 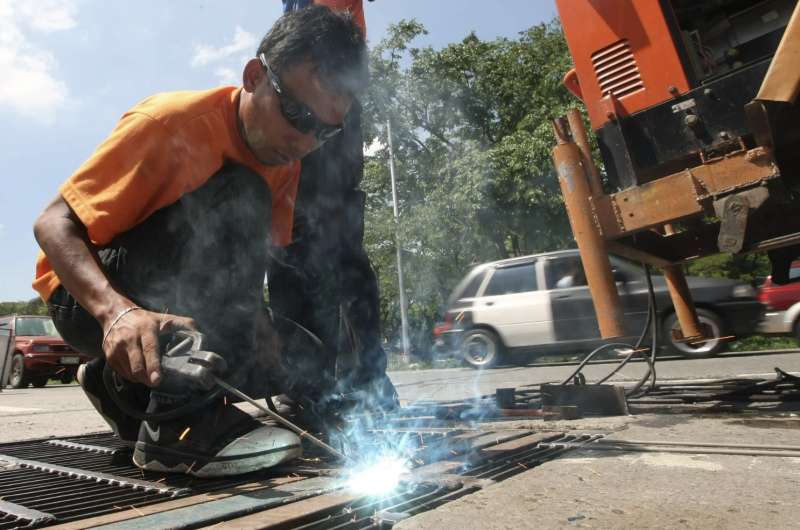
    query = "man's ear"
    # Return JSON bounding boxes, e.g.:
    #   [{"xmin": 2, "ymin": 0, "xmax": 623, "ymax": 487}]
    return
[{"xmin": 242, "ymin": 58, "xmax": 264, "ymax": 93}]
